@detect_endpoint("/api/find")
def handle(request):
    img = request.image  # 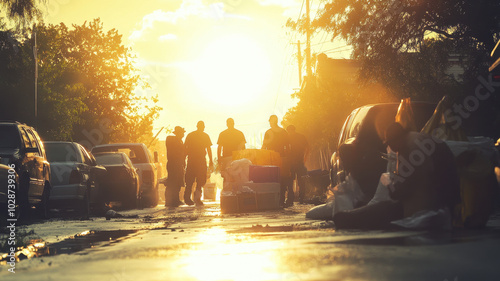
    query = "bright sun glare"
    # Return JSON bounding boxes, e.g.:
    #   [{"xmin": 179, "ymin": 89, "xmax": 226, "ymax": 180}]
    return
[{"xmin": 191, "ymin": 34, "xmax": 272, "ymax": 107}]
